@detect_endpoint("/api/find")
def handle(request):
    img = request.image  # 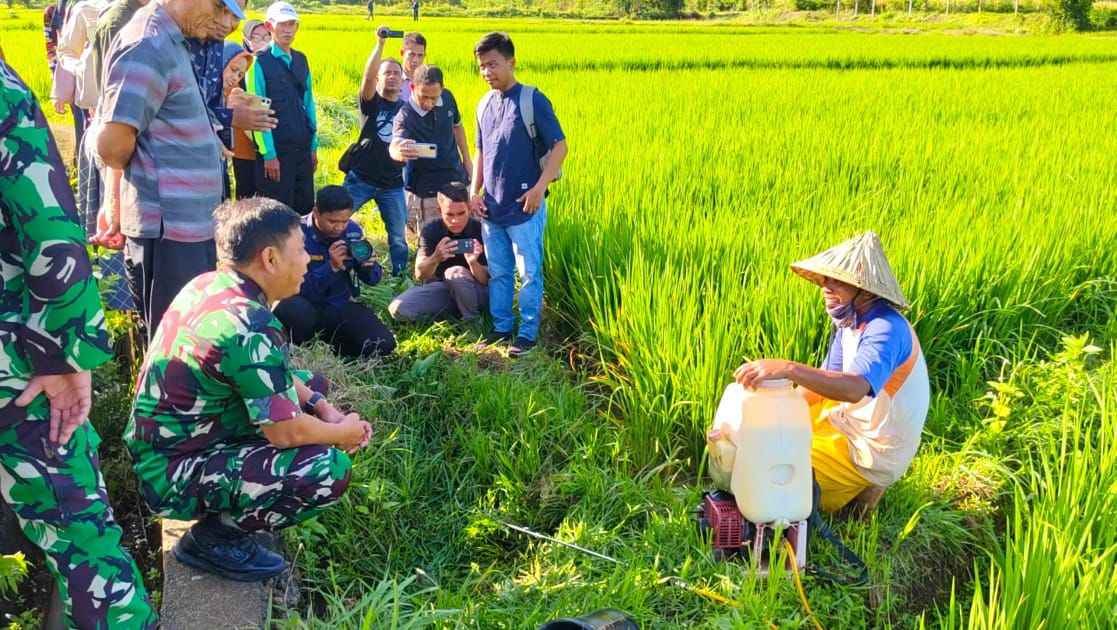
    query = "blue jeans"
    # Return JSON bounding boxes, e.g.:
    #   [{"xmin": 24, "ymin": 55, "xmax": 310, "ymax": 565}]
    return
[
  {"xmin": 342, "ymin": 171, "xmax": 408, "ymax": 274},
  {"xmin": 482, "ymin": 204, "xmax": 546, "ymax": 342}
]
